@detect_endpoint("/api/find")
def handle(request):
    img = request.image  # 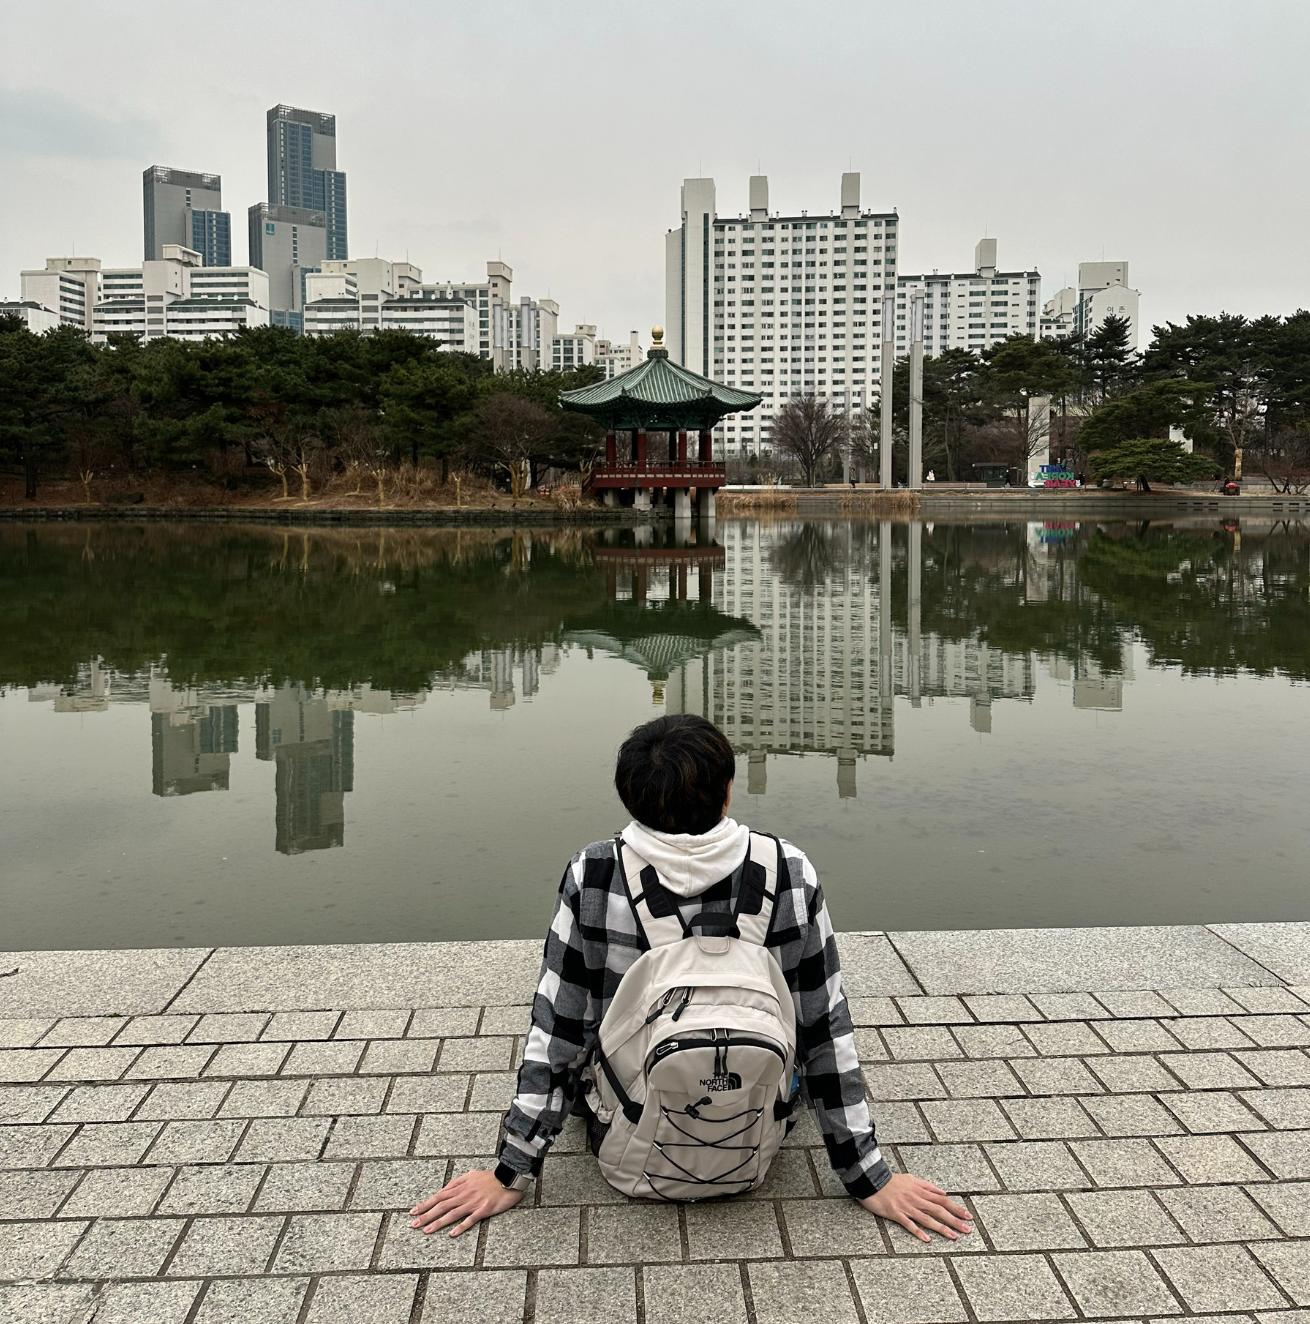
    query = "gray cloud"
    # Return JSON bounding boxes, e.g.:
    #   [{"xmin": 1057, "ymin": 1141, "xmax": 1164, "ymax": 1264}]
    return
[{"xmin": 0, "ymin": 86, "xmax": 160, "ymax": 160}]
